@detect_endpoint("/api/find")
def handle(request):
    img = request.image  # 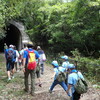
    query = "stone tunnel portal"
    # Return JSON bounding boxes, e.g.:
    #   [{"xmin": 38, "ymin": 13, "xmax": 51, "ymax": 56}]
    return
[
  {"xmin": 0, "ymin": 21, "xmax": 31, "ymax": 52},
  {"xmin": 5, "ymin": 24, "xmax": 22, "ymax": 50},
  {"xmin": 0, "ymin": 24, "xmax": 22, "ymax": 52}
]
